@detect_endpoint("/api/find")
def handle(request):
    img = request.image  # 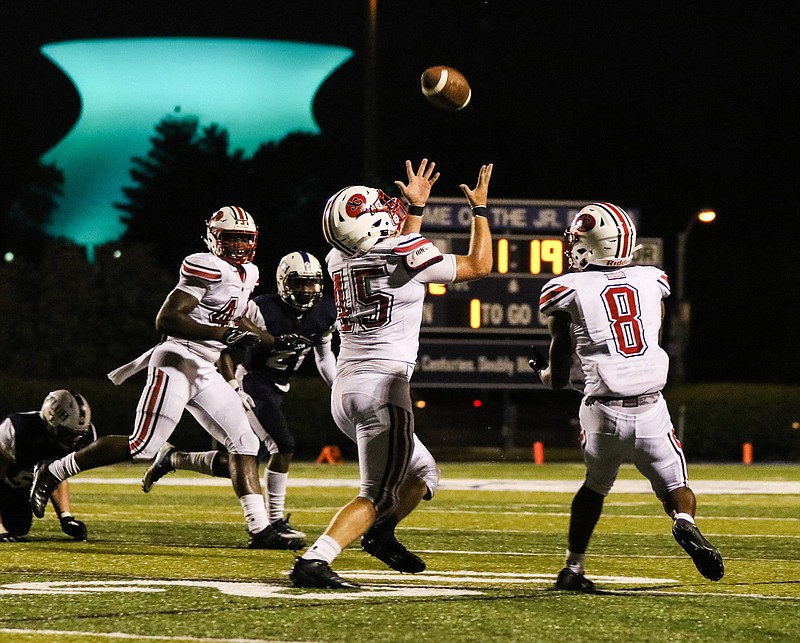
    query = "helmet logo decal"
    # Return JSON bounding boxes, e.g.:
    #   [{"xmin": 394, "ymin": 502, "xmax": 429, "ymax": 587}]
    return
[
  {"xmin": 576, "ymin": 213, "xmax": 596, "ymax": 231},
  {"xmin": 345, "ymin": 194, "xmax": 367, "ymax": 218}
]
